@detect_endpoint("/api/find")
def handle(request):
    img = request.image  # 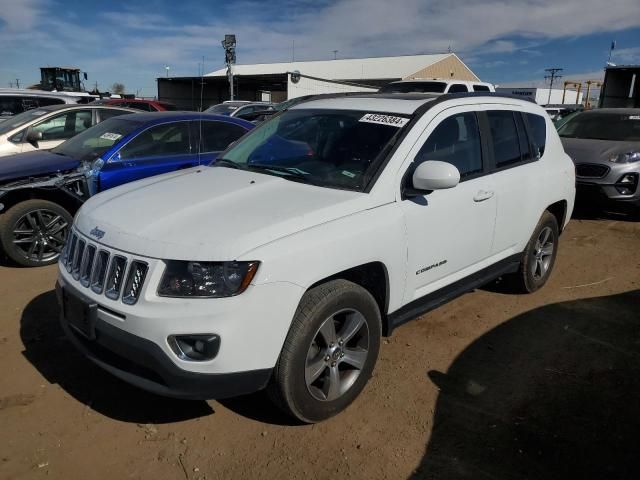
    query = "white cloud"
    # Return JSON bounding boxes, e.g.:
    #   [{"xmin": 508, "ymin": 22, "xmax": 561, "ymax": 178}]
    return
[{"xmin": 0, "ymin": 0, "xmax": 638, "ymax": 95}]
